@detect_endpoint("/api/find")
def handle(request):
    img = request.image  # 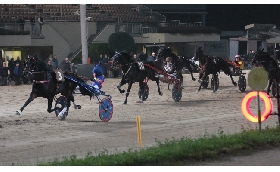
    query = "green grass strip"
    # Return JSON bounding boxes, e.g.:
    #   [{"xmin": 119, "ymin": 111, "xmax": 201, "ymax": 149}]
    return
[{"xmin": 38, "ymin": 126, "xmax": 280, "ymax": 166}]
